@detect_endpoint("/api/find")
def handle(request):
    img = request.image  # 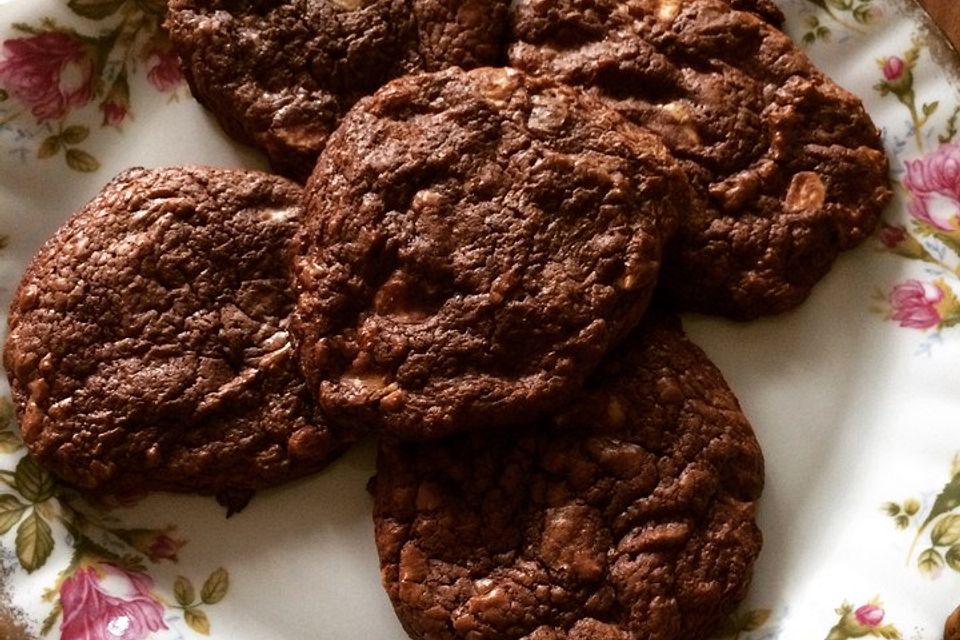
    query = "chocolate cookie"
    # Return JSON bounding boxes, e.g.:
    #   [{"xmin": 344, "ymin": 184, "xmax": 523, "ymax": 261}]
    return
[
  {"xmin": 166, "ymin": 0, "xmax": 510, "ymax": 181},
  {"xmin": 946, "ymin": 604, "xmax": 960, "ymax": 640},
  {"xmin": 373, "ymin": 312, "xmax": 764, "ymax": 640},
  {"xmin": 728, "ymin": 0, "xmax": 784, "ymax": 24},
  {"xmin": 292, "ymin": 66, "xmax": 695, "ymax": 440},
  {"xmin": 4, "ymin": 167, "xmax": 347, "ymax": 511},
  {"xmin": 509, "ymin": 0, "xmax": 892, "ymax": 318}
]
